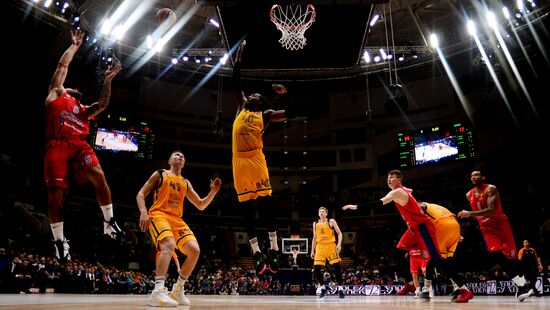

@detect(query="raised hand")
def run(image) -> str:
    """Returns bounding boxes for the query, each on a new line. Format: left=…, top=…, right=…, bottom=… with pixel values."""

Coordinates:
left=210, top=177, right=222, bottom=192
left=342, top=204, right=358, bottom=211
left=235, top=40, right=246, bottom=62
left=71, top=29, right=84, bottom=48
left=104, top=63, right=122, bottom=83
left=272, top=84, right=287, bottom=95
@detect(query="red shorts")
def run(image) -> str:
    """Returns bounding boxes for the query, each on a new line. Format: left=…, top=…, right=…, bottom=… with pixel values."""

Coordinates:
left=479, top=220, right=517, bottom=259
left=44, top=139, right=99, bottom=189
left=396, top=221, right=440, bottom=260
left=410, top=255, right=428, bottom=275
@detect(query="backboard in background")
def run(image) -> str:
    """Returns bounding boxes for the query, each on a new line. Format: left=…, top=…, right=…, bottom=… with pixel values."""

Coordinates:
left=282, top=238, right=309, bottom=255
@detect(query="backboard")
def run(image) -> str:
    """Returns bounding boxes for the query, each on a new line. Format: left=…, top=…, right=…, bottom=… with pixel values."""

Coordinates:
left=282, top=238, right=309, bottom=255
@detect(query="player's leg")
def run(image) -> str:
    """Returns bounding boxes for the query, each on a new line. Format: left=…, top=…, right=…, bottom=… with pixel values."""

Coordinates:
left=45, top=141, right=71, bottom=263
left=170, top=221, right=198, bottom=306
left=148, top=217, right=178, bottom=307
left=258, top=197, right=280, bottom=273
left=330, top=261, right=345, bottom=298
left=79, top=145, right=123, bottom=239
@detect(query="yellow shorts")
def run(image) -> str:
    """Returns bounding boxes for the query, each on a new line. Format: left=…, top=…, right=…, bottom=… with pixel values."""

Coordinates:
left=435, top=217, right=461, bottom=258
left=232, top=151, right=272, bottom=202
left=314, top=243, right=342, bottom=266
left=149, top=213, right=196, bottom=255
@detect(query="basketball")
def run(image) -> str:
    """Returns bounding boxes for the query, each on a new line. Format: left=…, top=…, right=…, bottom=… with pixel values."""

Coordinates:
left=156, top=8, right=176, bottom=27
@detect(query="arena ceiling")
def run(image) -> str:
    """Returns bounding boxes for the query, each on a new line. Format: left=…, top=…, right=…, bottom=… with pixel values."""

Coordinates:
left=13, top=0, right=550, bottom=83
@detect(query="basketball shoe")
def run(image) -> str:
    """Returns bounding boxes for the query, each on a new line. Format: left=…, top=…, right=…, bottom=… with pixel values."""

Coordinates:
left=267, top=249, right=279, bottom=273
left=54, top=239, right=71, bottom=263
left=319, top=285, right=328, bottom=298
left=338, top=288, right=345, bottom=299
left=518, top=288, right=534, bottom=302
left=169, top=283, right=190, bottom=306
left=104, top=217, right=124, bottom=239
left=455, top=288, right=474, bottom=303
left=418, top=288, right=430, bottom=302
left=253, top=251, right=267, bottom=275
left=147, top=287, right=178, bottom=307
left=396, top=282, right=416, bottom=295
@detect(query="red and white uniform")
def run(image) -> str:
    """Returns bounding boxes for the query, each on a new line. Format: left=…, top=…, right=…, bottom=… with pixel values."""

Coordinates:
left=44, top=91, right=99, bottom=188
left=467, top=184, right=516, bottom=259
left=394, top=187, right=441, bottom=259
left=409, top=248, right=428, bottom=275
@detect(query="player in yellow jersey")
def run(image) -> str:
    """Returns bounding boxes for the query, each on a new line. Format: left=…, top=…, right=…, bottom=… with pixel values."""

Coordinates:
left=419, top=202, right=471, bottom=303
left=136, top=150, right=221, bottom=307
left=232, top=41, right=290, bottom=275
left=311, top=206, right=345, bottom=298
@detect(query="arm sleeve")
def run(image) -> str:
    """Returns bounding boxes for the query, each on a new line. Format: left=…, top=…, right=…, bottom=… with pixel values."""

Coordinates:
left=357, top=199, right=383, bottom=208
left=232, top=61, right=243, bottom=91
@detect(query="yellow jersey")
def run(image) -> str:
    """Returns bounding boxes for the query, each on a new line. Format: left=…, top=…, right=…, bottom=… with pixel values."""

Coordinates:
left=149, top=169, right=188, bottom=218
left=315, top=220, right=336, bottom=245
left=232, top=108, right=264, bottom=155
left=424, top=203, right=455, bottom=223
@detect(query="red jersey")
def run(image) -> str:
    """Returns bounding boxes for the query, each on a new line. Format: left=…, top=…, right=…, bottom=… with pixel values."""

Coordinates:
left=45, top=90, right=90, bottom=139
left=467, top=184, right=508, bottom=226
left=394, top=186, right=430, bottom=228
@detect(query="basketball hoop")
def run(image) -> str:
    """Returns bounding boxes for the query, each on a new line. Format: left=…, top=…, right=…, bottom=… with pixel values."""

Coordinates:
left=270, top=4, right=316, bottom=51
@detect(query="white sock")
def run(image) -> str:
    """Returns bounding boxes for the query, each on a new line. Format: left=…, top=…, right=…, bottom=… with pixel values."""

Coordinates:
left=176, top=274, right=188, bottom=288
left=51, top=222, right=64, bottom=241
left=268, top=231, right=279, bottom=251
left=423, top=279, right=432, bottom=292
left=451, top=278, right=459, bottom=291
left=100, top=204, right=114, bottom=222
left=154, top=276, right=165, bottom=290
left=250, top=237, right=260, bottom=254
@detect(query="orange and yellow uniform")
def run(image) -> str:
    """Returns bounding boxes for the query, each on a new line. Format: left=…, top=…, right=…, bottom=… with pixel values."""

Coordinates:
left=313, top=220, right=341, bottom=266
left=232, top=108, right=272, bottom=202
left=148, top=169, right=196, bottom=255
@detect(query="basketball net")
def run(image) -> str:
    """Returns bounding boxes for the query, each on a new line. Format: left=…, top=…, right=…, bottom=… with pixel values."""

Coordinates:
left=291, top=248, right=299, bottom=265
left=270, top=4, right=316, bottom=51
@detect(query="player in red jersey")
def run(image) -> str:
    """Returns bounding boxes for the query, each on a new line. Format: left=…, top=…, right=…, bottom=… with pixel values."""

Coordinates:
left=342, top=170, right=440, bottom=301
left=44, top=30, right=122, bottom=263
left=458, top=170, right=531, bottom=302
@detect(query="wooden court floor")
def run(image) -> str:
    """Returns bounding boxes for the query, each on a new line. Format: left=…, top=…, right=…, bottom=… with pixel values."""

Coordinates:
left=0, top=294, right=548, bottom=309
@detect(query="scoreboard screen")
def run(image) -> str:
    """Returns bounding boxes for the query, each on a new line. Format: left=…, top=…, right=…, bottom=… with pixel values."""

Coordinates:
left=398, top=123, right=475, bottom=168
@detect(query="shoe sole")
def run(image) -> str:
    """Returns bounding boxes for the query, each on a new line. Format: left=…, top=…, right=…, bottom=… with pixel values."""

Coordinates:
left=257, top=263, right=267, bottom=275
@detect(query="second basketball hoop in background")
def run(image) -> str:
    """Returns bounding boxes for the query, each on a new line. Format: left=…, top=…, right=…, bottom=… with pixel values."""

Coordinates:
left=156, top=8, right=177, bottom=28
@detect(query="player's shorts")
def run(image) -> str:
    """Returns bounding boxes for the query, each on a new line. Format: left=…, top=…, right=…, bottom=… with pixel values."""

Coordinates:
left=435, top=217, right=461, bottom=258
left=232, top=150, right=272, bottom=202
left=415, top=221, right=441, bottom=260
left=410, top=255, right=428, bottom=275
left=149, top=212, right=197, bottom=255
left=479, top=219, right=517, bottom=259
left=44, top=138, right=99, bottom=189
left=314, top=243, right=342, bottom=266
left=397, top=229, right=417, bottom=251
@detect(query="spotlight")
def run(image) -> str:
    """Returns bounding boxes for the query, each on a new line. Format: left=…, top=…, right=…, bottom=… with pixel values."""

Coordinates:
left=374, top=55, right=381, bottom=62
left=71, top=11, right=81, bottom=30
left=412, top=51, right=418, bottom=59
left=398, top=54, right=405, bottom=61
left=171, top=57, right=178, bottom=64
left=369, top=14, right=380, bottom=26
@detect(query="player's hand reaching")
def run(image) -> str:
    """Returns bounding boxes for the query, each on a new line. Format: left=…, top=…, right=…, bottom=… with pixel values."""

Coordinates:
left=210, top=177, right=222, bottom=193
left=71, top=29, right=84, bottom=48
left=457, top=210, right=472, bottom=218
left=235, top=40, right=246, bottom=62
left=342, top=204, right=358, bottom=211
left=272, top=84, right=287, bottom=95
left=310, top=251, right=315, bottom=259
left=104, top=63, right=122, bottom=83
